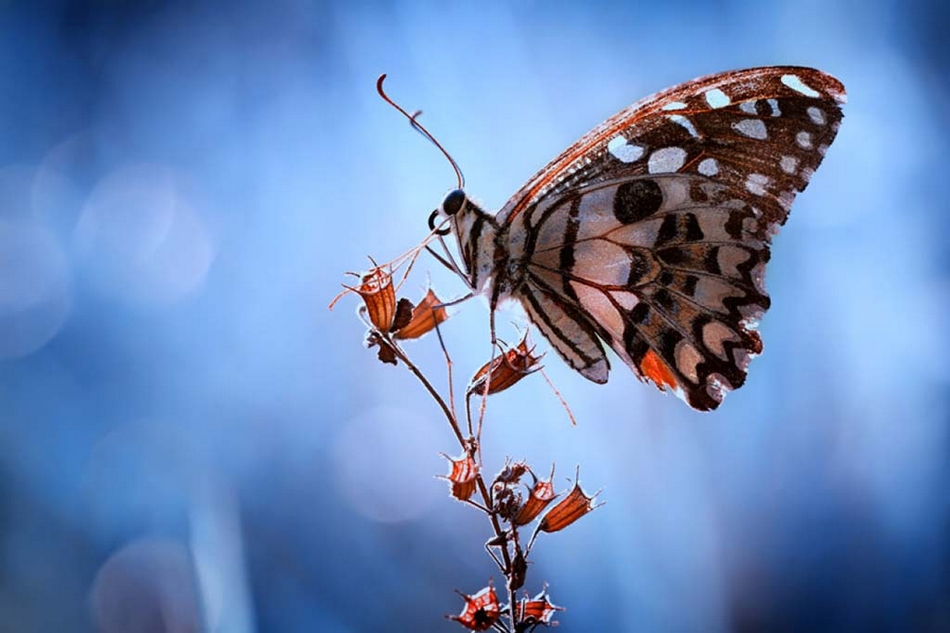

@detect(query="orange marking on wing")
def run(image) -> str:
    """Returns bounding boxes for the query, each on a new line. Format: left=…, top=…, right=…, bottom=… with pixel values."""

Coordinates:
left=639, top=349, right=677, bottom=390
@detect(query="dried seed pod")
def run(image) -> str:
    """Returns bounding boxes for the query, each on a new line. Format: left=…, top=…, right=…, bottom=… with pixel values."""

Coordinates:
left=538, top=470, right=603, bottom=533
left=515, top=586, right=565, bottom=626
left=356, top=266, right=396, bottom=332
left=393, top=288, right=449, bottom=339
left=438, top=452, right=479, bottom=501
left=514, top=465, right=558, bottom=526
left=447, top=583, right=500, bottom=631
left=467, top=336, right=542, bottom=397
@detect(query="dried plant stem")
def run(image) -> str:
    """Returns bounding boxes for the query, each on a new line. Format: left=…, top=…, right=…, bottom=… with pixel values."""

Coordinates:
left=385, top=335, right=520, bottom=627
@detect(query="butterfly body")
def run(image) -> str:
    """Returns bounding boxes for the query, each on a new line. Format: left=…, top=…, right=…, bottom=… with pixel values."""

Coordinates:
left=436, top=67, right=845, bottom=411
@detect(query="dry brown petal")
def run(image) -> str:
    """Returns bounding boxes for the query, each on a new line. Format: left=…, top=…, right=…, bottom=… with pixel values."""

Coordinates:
left=364, top=331, right=398, bottom=366
left=466, top=337, right=542, bottom=397
left=356, top=266, right=396, bottom=332
left=538, top=472, right=602, bottom=533
left=515, top=586, right=564, bottom=625
left=391, top=297, right=414, bottom=332
left=393, top=288, right=449, bottom=339
left=447, top=583, right=500, bottom=631
left=514, top=465, right=558, bottom=526
left=438, top=452, right=479, bottom=501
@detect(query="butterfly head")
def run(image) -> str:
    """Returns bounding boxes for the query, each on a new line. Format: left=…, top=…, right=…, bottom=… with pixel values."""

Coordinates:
left=439, top=188, right=467, bottom=218
left=429, top=188, right=498, bottom=293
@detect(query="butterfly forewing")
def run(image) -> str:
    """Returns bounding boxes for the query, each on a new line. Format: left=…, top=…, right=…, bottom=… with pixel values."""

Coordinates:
left=493, top=67, right=845, bottom=410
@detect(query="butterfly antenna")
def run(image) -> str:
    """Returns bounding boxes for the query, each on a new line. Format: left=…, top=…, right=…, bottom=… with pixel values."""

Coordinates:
left=377, top=74, right=465, bottom=190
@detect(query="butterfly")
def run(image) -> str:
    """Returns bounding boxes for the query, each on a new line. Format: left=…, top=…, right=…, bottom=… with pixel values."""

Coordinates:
left=422, top=67, right=845, bottom=411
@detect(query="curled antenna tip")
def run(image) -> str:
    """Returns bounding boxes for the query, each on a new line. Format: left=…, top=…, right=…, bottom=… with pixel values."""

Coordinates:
left=375, top=73, right=465, bottom=191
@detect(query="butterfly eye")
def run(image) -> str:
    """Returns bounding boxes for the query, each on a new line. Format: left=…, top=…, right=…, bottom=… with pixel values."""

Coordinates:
left=441, top=189, right=466, bottom=216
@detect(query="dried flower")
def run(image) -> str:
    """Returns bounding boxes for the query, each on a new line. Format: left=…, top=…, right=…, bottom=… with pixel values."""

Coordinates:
left=515, top=586, right=565, bottom=626
left=538, top=470, right=603, bottom=533
left=448, top=583, right=500, bottom=631
left=514, top=465, right=558, bottom=526
left=467, top=336, right=542, bottom=397
left=439, top=452, right=479, bottom=501
left=394, top=288, right=449, bottom=339
left=355, top=266, right=397, bottom=332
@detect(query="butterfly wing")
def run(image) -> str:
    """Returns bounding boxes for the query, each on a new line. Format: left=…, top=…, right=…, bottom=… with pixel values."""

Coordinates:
left=498, top=67, right=845, bottom=410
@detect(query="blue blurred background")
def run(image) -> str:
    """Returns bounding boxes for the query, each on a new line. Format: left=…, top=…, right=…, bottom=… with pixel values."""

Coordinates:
left=2, top=0, right=948, bottom=631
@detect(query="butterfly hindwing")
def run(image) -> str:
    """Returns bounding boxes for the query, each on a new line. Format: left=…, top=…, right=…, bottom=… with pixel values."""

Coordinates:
left=495, top=66, right=845, bottom=410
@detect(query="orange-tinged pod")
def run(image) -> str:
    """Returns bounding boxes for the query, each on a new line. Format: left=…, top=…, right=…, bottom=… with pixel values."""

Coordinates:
left=447, top=583, right=500, bottom=631
left=439, top=452, right=479, bottom=501
left=394, top=288, right=449, bottom=339
left=538, top=472, right=602, bottom=533
left=466, top=337, right=542, bottom=397
left=515, top=586, right=564, bottom=625
left=356, top=266, right=396, bottom=332
left=513, top=465, right=557, bottom=526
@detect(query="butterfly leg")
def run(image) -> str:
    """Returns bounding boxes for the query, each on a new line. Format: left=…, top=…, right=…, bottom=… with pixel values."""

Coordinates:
left=425, top=234, right=475, bottom=289
left=428, top=291, right=476, bottom=429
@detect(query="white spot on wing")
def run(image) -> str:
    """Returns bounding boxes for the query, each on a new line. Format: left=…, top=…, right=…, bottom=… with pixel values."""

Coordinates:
left=662, top=101, right=688, bottom=111
left=781, top=74, right=821, bottom=97
left=610, top=290, right=640, bottom=311
left=704, top=89, right=729, bottom=108
left=697, top=157, right=719, bottom=176
left=608, top=136, right=645, bottom=163
left=780, top=155, right=799, bottom=174
left=739, top=101, right=757, bottom=115
left=669, top=114, right=699, bottom=138
left=807, top=106, right=826, bottom=125
left=745, top=173, right=769, bottom=196
left=648, top=147, right=687, bottom=174
left=767, top=99, right=781, bottom=117
left=732, top=118, right=768, bottom=140
left=796, top=130, right=813, bottom=149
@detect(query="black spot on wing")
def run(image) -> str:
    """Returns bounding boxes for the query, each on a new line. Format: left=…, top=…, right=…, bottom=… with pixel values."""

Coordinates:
left=656, top=214, right=677, bottom=246
left=614, top=180, right=663, bottom=224
left=684, top=213, right=704, bottom=241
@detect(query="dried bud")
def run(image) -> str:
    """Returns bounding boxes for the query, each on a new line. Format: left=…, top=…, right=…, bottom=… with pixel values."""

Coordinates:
left=448, top=583, right=500, bottom=631
left=438, top=452, right=479, bottom=501
left=514, top=465, right=558, bottom=526
left=394, top=288, right=449, bottom=339
left=538, top=470, right=602, bottom=533
left=492, top=479, right=522, bottom=522
left=467, top=336, right=542, bottom=397
left=494, top=459, right=528, bottom=485
left=356, top=266, right=396, bottom=332
left=509, top=546, right=527, bottom=592
left=515, top=586, right=565, bottom=626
